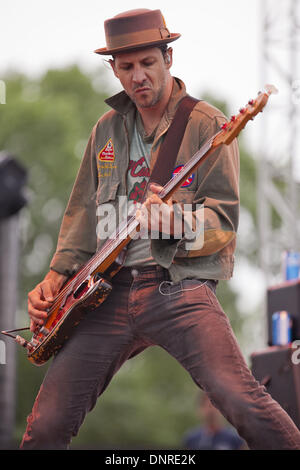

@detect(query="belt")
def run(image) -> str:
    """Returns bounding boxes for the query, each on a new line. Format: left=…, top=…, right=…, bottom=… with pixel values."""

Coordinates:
left=112, top=265, right=218, bottom=290
left=113, top=264, right=170, bottom=282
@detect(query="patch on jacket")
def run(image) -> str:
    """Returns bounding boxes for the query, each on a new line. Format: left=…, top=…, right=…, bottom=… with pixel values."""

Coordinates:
left=173, top=165, right=195, bottom=187
left=98, top=138, right=115, bottom=162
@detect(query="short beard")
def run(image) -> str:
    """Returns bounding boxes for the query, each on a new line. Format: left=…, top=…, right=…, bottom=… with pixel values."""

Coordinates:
left=131, top=77, right=167, bottom=109
left=138, top=87, right=164, bottom=108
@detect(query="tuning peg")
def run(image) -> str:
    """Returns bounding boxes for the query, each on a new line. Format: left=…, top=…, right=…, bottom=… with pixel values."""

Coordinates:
left=239, top=107, right=246, bottom=114
left=230, top=115, right=236, bottom=122
left=221, top=122, right=229, bottom=130
left=248, top=99, right=255, bottom=106
left=264, top=84, right=279, bottom=96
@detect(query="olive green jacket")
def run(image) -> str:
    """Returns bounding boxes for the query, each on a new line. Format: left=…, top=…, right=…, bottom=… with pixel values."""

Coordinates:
left=50, top=78, right=240, bottom=282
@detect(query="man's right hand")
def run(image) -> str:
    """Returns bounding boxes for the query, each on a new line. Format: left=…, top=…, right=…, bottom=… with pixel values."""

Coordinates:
left=28, top=270, right=67, bottom=332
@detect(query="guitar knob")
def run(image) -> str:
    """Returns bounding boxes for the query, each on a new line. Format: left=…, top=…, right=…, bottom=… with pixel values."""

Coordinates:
left=39, top=326, right=50, bottom=336
left=239, top=108, right=246, bottom=114
left=221, top=122, right=228, bottom=130
left=230, top=115, right=236, bottom=122
left=248, top=99, right=255, bottom=105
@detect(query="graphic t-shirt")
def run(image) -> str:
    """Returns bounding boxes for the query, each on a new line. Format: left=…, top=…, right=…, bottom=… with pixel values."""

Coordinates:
left=124, top=116, right=156, bottom=266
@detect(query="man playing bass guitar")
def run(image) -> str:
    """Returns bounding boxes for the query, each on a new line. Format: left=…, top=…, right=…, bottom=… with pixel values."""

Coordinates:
left=21, top=9, right=300, bottom=450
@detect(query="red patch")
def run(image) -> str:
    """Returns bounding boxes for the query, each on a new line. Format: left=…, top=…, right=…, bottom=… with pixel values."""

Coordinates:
left=98, top=139, right=115, bottom=162
left=172, top=165, right=195, bottom=187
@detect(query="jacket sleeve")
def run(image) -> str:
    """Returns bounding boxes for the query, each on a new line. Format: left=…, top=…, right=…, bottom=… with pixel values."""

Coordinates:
left=49, top=126, right=98, bottom=277
left=151, top=111, right=240, bottom=267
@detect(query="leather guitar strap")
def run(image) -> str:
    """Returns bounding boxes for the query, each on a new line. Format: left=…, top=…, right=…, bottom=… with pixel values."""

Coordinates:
left=147, top=94, right=200, bottom=188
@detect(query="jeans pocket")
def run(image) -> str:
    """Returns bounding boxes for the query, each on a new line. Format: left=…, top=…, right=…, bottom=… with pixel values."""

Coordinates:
left=159, top=278, right=208, bottom=299
left=158, top=280, right=184, bottom=298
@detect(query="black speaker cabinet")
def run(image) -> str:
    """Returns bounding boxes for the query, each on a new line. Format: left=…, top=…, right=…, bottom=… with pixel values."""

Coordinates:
left=251, top=345, right=300, bottom=429
left=267, top=280, right=300, bottom=346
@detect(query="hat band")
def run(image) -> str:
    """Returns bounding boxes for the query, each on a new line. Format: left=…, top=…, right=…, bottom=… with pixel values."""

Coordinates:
left=107, top=27, right=171, bottom=50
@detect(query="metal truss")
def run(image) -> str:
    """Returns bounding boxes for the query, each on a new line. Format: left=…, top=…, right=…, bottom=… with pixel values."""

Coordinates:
left=258, top=0, right=300, bottom=284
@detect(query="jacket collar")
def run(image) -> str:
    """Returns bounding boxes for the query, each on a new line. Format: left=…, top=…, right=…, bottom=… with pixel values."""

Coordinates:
left=105, top=77, right=187, bottom=119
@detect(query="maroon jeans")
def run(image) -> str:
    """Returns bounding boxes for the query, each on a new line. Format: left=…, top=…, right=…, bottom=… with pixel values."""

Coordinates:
left=20, top=265, right=300, bottom=449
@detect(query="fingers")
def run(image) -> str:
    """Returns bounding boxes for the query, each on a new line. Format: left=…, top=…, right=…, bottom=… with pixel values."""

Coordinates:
left=28, top=302, right=48, bottom=323
left=144, top=192, right=162, bottom=208
left=28, top=289, right=52, bottom=311
left=28, top=302, right=48, bottom=329
left=30, top=318, right=42, bottom=333
left=135, top=206, right=150, bottom=234
left=28, top=280, right=56, bottom=328
left=39, top=280, right=55, bottom=302
left=149, top=183, right=163, bottom=195
left=135, top=184, right=176, bottom=235
left=136, top=200, right=170, bottom=234
left=147, top=184, right=173, bottom=208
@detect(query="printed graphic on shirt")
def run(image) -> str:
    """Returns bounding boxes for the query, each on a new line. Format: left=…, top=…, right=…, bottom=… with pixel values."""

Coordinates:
left=128, top=157, right=150, bottom=179
left=172, top=165, right=195, bottom=187
left=98, top=138, right=115, bottom=162
left=129, top=179, right=148, bottom=203
left=128, top=156, right=150, bottom=203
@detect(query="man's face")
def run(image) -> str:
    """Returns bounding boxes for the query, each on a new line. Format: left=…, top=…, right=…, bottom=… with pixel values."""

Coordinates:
left=110, top=47, right=172, bottom=109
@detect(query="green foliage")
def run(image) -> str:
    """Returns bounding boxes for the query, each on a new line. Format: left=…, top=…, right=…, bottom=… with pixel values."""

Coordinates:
left=0, top=66, right=110, bottom=298
left=0, top=68, right=259, bottom=448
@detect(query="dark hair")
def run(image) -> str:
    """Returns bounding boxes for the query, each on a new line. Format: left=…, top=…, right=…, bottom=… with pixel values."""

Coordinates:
left=157, top=44, right=169, bottom=57
left=111, top=44, right=170, bottom=61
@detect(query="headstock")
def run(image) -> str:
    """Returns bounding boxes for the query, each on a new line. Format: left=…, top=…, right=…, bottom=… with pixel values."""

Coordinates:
left=212, top=84, right=278, bottom=147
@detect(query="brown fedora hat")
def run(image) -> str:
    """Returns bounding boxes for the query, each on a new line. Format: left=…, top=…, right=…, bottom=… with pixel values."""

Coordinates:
left=94, top=9, right=180, bottom=56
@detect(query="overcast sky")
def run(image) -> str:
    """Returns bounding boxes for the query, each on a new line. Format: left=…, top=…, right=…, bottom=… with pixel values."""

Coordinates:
left=0, top=0, right=262, bottom=112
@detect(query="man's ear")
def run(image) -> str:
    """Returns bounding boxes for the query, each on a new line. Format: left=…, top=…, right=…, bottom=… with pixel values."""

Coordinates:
left=165, top=47, right=173, bottom=69
left=109, top=59, right=119, bottom=78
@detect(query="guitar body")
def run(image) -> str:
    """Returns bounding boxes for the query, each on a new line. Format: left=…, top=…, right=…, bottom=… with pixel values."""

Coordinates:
left=27, top=274, right=112, bottom=365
